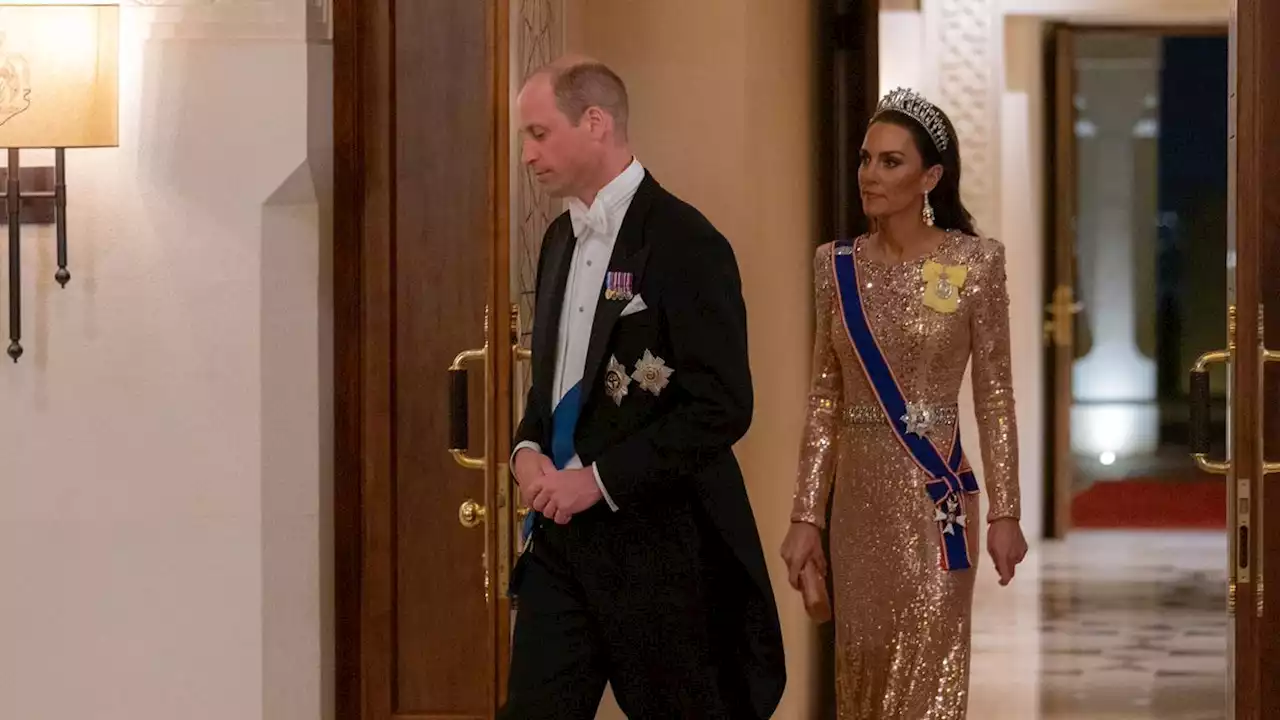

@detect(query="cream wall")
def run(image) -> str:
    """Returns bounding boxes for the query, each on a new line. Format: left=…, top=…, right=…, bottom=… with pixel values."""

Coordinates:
left=564, top=1, right=820, bottom=717
left=0, top=3, right=333, bottom=719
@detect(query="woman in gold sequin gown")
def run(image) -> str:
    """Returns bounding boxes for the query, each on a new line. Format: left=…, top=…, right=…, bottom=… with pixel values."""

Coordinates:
left=781, top=88, right=1028, bottom=720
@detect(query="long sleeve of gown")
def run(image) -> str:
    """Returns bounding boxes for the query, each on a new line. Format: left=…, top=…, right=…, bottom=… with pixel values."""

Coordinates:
left=791, top=245, right=842, bottom=528
left=969, top=240, right=1021, bottom=522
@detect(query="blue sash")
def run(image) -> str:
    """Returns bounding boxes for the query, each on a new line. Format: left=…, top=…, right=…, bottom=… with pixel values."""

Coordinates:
left=520, top=381, right=583, bottom=546
left=831, top=240, right=980, bottom=571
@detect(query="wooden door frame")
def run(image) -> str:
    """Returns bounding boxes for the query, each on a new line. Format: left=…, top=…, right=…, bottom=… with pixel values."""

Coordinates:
left=1232, top=0, right=1280, bottom=714
left=821, top=0, right=880, bottom=244
left=332, top=0, right=514, bottom=717
left=1044, top=23, right=1076, bottom=540
left=1043, top=22, right=1228, bottom=540
left=816, top=2, right=878, bottom=717
left=332, top=0, right=392, bottom=713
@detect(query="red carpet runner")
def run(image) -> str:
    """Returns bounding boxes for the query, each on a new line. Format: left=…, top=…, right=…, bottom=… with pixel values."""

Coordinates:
left=1071, top=478, right=1227, bottom=529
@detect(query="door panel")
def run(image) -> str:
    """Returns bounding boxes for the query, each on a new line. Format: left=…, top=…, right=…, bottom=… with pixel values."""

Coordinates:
left=393, top=0, right=493, bottom=714
left=336, top=0, right=513, bottom=718
left=1230, top=0, right=1280, bottom=715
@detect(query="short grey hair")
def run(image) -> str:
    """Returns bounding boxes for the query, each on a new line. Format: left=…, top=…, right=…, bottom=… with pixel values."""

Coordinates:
left=538, top=61, right=630, bottom=139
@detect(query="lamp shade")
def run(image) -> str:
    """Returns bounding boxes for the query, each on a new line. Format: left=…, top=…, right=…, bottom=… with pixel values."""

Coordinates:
left=0, top=1, right=118, bottom=148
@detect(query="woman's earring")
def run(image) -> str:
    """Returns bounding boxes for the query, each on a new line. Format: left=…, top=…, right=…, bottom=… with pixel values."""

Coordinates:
left=922, top=192, right=935, bottom=227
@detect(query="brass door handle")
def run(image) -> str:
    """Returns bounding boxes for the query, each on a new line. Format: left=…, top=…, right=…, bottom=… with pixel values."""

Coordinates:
left=458, top=498, right=486, bottom=528
left=448, top=306, right=492, bottom=471
left=510, top=304, right=532, bottom=363
left=507, top=304, right=535, bottom=572
left=448, top=345, right=489, bottom=470
left=1043, top=285, right=1083, bottom=347
left=1190, top=349, right=1231, bottom=475
left=1189, top=307, right=1236, bottom=475
left=1264, top=346, right=1280, bottom=475
left=1252, top=309, right=1278, bottom=616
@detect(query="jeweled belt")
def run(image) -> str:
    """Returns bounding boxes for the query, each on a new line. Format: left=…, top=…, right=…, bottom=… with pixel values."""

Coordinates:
left=843, top=402, right=959, bottom=432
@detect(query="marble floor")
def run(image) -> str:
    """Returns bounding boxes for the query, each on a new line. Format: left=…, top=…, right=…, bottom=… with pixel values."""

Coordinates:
left=968, top=530, right=1229, bottom=720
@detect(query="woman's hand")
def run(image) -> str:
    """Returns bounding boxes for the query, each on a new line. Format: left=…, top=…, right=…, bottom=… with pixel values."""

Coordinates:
left=987, top=518, right=1027, bottom=586
left=781, top=521, right=827, bottom=589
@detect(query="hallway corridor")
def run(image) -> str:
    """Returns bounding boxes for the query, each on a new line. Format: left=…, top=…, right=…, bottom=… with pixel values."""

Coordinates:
left=969, top=531, right=1227, bottom=719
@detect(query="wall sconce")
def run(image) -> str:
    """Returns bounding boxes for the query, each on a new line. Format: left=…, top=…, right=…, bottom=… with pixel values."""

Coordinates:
left=0, top=0, right=119, bottom=362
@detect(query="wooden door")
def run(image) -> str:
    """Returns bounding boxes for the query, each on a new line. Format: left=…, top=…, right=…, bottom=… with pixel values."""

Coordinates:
left=1047, top=12, right=1280, bottom=714
left=1045, top=25, right=1079, bottom=539
left=821, top=0, right=880, bottom=242
left=1046, top=25, right=1227, bottom=538
left=334, top=1, right=515, bottom=718
left=1217, top=0, right=1280, bottom=714
left=816, top=3, right=879, bottom=716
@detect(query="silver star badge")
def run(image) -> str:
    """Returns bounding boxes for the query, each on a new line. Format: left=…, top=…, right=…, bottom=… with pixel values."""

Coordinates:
left=934, top=494, right=968, bottom=536
left=631, top=350, right=674, bottom=396
left=604, top=355, right=631, bottom=405
left=901, top=402, right=936, bottom=437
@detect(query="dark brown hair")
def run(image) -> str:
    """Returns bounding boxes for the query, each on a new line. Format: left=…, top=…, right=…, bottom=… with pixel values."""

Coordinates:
left=871, top=109, right=977, bottom=236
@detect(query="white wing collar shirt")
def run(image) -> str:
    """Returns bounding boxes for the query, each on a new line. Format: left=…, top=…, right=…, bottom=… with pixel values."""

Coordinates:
left=514, top=157, right=645, bottom=512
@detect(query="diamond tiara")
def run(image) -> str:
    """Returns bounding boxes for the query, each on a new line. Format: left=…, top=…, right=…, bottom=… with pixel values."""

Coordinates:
left=874, top=87, right=950, bottom=153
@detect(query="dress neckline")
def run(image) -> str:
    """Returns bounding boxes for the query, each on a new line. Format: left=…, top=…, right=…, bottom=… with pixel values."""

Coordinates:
left=855, top=230, right=960, bottom=268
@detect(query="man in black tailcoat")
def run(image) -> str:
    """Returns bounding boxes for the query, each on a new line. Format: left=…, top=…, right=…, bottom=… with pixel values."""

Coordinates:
left=501, top=57, right=786, bottom=719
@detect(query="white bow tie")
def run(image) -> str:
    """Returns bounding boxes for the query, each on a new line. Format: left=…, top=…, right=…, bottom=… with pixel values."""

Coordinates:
left=570, top=200, right=608, bottom=238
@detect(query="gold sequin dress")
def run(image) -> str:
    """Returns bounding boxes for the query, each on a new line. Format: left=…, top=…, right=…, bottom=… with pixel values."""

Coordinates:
left=791, top=233, right=1021, bottom=719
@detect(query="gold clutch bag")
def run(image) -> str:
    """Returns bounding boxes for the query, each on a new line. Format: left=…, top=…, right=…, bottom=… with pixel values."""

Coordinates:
left=800, top=563, right=832, bottom=623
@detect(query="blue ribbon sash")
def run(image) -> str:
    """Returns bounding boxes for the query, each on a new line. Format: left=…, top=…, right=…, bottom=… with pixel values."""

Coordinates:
left=520, top=381, right=584, bottom=549
left=831, top=241, right=980, bottom=571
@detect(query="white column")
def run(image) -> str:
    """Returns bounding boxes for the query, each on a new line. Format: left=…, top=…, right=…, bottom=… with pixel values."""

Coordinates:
left=925, top=4, right=1042, bottom=709
left=1070, top=35, right=1162, bottom=460
left=923, top=0, right=1003, bottom=237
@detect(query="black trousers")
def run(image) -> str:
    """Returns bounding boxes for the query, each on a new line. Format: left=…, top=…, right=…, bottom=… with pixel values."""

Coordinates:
left=499, top=502, right=742, bottom=720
